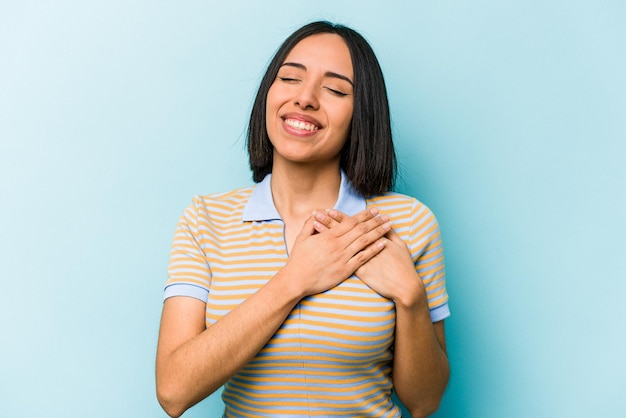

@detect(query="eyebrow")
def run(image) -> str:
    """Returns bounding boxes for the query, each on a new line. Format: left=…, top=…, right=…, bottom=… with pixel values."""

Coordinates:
left=280, top=62, right=354, bottom=86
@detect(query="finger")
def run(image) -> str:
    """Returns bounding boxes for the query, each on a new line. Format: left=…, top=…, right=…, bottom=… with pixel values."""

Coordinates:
left=312, top=218, right=329, bottom=234
left=344, top=217, right=391, bottom=254
left=325, top=208, right=345, bottom=222
left=313, top=221, right=326, bottom=233
left=348, top=237, right=387, bottom=270
left=312, top=209, right=334, bottom=230
left=385, top=225, right=399, bottom=240
left=297, top=215, right=318, bottom=239
left=326, top=208, right=382, bottom=238
left=385, top=227, right=408, bottom=247
left=327, top=207, right=379, bottom=224
left=312, top=209, right=340, bottom=230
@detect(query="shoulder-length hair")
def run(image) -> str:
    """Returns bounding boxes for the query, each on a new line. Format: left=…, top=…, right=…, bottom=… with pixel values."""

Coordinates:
left=247, top=21, right=396, bottom=196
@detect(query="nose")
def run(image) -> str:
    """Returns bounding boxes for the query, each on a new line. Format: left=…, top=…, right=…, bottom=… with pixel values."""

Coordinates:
left=294, top=81, right=319, bottom=110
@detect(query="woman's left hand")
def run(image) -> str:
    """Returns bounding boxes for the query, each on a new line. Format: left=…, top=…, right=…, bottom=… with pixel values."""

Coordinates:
left=314, top=208, right=450, bottom=417
left=313, top=209, right=426, bottom=307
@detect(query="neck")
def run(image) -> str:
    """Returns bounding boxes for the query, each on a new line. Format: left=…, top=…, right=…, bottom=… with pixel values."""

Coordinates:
left=270, top=162, right=342, bottom=220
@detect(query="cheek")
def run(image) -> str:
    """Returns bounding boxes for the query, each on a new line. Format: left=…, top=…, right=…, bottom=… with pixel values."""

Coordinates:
left=337, top=105, right=354, bottom=132
left=266, top=81, right=289, bottom=106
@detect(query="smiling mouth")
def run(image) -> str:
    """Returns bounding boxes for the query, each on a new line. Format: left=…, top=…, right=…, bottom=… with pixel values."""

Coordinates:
left=284, top=118, right=320, bottom=132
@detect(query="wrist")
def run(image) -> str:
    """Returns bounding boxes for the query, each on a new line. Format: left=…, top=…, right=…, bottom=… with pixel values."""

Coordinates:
left=272, top=264, right=307, bottom=303
left=393, top=274, right=428, bottom=311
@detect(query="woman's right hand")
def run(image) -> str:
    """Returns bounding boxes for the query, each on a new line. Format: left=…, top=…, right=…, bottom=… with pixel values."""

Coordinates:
left=283, top=207, right=391, bottom=297
left=157, top=208, right=389, bottom=417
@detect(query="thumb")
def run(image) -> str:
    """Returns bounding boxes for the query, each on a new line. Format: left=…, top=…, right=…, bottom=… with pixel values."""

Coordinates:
left=296, top=215, right=317, bottom=240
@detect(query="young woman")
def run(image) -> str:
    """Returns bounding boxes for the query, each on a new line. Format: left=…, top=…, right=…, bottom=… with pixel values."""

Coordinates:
left=156, top=21, right=450, bottom=418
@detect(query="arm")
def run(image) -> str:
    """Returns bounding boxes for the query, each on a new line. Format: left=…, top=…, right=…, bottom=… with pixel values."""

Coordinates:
left=355, top=228, right=449, bottom=417
left=316, top=209, right=449, bottom=417
left=156, top=209, right=391, bottom=417
left=392, top=284, right=449, bottom=417
left=156, top=268, right=303, bottom=418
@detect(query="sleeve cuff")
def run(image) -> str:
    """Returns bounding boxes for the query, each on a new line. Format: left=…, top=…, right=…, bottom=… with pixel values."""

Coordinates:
left=430, top=303, right=450, bottom=322
left=164, top=283, right=209, bottom=302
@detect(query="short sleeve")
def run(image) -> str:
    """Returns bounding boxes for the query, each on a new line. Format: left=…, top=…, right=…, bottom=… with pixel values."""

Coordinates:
left=164, top=196, right=212, bottom=302
left=408, top=200, right=450, bottom=322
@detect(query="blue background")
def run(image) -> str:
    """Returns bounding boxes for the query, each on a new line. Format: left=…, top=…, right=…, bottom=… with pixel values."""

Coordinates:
left=1, top=1, right=624, bottom=417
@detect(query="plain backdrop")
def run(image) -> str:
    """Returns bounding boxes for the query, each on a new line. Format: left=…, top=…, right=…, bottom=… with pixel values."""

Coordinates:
left=1, top=1, right=625, bottom=417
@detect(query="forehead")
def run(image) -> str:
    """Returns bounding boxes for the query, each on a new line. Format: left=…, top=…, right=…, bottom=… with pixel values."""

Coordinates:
left=283, top=33, right=353, bottom=78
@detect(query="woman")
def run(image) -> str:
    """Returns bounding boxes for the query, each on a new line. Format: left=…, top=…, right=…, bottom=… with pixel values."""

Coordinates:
left=156, top=21, right=450, bottom=418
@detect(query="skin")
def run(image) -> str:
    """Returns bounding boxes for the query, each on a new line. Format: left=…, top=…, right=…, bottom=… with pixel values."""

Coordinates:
left=156, top=33, right=449, bottom=418
left=266, top=33, right=354, bottom=170
left=264, top=33, right=356, bottom=249
left=313, top=209, right=450, bottom=417
left=156, top=209, right=390, bottom=417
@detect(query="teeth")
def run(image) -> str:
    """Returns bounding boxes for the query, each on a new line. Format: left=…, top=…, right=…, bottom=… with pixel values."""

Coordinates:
left=285, top=118, right=319, bottom=131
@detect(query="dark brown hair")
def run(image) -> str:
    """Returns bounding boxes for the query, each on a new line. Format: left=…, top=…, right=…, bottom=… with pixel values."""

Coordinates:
left=247, top=21, right=396, bottom=196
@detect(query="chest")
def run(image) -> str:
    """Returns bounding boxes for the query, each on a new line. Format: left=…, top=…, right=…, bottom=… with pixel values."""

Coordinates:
left=201, top=220, right=396, bottom=355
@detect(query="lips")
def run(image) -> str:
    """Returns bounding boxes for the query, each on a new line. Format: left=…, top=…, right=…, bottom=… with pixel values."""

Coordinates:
left=281, top=113, right=322, bottom=133
left=284, top=118, right=319, bottom=131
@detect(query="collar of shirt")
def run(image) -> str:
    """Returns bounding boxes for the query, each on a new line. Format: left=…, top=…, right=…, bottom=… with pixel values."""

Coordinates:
left=242, top=171, right=367, bottom=222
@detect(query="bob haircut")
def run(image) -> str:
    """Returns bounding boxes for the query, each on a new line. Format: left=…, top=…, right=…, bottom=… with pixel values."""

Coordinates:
left=247, top=21, right=396, bottom=196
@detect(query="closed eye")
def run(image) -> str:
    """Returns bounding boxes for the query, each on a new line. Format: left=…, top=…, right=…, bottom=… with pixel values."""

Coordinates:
left=278, top=76, right=300, bottom=83
left=325, top=87, right=349, bottom=97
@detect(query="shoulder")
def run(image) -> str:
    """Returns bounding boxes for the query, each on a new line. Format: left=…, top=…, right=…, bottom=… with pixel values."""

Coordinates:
left=190, top=186, right=255, bottom=212
left=178, top=186, right=255, bottom=227
left=367, top=192, right=441, bottom=247
left=366, top=192, right=436, bottom=220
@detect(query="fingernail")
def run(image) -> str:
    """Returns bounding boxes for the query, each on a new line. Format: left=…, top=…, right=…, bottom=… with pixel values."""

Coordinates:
left=380, top=215, right=389, bottom=222
left=327, top=209, right=338, bottom=218
left=382, top=222, right=391, bottom=231
left=369, top=207, right=379, bottom=216
left=314, top=211, right=325, bottom=221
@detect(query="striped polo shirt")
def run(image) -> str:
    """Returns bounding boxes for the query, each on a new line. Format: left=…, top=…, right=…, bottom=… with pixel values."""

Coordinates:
left=165, top=172, right=449, bottom=417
